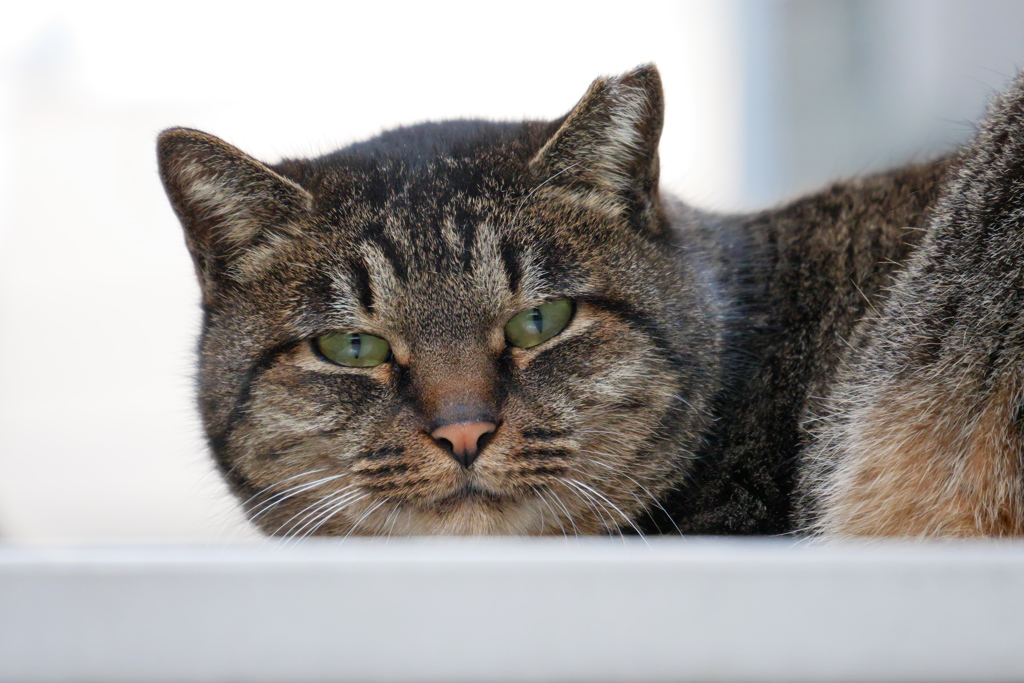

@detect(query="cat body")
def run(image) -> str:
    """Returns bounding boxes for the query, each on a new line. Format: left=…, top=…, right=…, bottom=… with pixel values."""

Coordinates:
left=796, top=83, right=1024, bottom=536
left=158, top=65, right=1024, bottom=537
left=653, top=158, right=950, bottom=534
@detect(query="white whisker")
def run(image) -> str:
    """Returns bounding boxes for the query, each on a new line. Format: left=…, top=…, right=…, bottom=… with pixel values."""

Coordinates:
left=544, top=487, right=580, bottom=539
left=382, top=502, right=405, bottom=543
left=566, top=478, right=649, bottom=545
left=239, top=467, right=329, bottom=509
left=249, top=474, right=347, bottom=522
left=299, top=492, right=371, bottom=539
left=343, top=499, right=390, bottom=540
left=535, top=488, right=568, bottom=540
left=273, top=485, right=357, bottom=539
left=561, top=479, right=620, bottom=539
left=577, top=448, right=682, bottom=535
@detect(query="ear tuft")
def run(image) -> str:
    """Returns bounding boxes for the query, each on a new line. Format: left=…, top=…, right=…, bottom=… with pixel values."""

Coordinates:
left=531, top=64, right=664, bottom=220
left=157, top=128, right=312, bottom=289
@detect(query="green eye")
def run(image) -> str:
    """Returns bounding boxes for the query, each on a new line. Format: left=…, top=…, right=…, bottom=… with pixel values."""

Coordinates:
left=504, top=298, right=574, bottom=349
left=316, top=332, right=391, bottom=367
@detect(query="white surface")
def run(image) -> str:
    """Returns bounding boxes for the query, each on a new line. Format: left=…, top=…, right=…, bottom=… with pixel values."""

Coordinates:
left=2, top=538, right=1024, bottom=682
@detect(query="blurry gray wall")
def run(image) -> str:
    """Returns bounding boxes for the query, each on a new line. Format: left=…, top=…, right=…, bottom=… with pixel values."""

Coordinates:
left=737, top=0, right=1024, bottom=207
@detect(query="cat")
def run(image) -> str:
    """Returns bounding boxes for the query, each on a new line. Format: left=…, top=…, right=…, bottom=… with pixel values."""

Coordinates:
left=158, top=64, right=1023, bottom=538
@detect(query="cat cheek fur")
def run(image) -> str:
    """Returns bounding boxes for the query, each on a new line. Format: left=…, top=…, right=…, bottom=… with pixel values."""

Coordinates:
left=238, top=300, right=686, bottom=537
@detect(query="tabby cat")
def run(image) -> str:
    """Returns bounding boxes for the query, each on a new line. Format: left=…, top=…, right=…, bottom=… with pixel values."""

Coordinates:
left=158, top=65, right=1024, bottom=538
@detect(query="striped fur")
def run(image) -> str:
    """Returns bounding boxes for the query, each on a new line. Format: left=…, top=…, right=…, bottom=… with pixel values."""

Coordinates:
left=797, top=73, right=1024, bottom=537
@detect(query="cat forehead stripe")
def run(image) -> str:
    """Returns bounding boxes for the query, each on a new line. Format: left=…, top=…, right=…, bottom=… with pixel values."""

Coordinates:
left=346, top=257, right=375, bottom=313
left=358, top=242, right=402, bottom=309
left=358, top=227, right=409, bottom=282
left=499, top=234, right=523, bottom=294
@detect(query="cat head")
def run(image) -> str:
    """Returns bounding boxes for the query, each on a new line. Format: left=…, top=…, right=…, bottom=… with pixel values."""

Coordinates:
left=158, top=65, right=724, bottom=536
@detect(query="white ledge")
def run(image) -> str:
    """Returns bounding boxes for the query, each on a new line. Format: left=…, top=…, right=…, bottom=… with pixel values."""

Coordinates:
left=2, top=538, right=1023, bottom=682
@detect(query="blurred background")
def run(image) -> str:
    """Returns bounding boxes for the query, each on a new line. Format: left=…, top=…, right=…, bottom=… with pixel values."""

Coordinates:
left=2, top=0, right=1024, bottom=541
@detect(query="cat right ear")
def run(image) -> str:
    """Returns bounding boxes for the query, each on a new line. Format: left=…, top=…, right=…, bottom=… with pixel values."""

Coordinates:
left=157, top=128, right=313, bottom=294
left=531, top=64, right=665, bottom=230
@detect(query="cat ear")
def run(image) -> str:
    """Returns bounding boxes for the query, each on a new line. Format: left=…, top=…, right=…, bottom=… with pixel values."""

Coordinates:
left=157, top=128, right=313, bottom=292
left=531, top=64, right=664, bottom=225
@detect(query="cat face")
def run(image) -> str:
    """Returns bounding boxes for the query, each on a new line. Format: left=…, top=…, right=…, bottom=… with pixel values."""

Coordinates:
left=159, top=65, right=725, bottom=536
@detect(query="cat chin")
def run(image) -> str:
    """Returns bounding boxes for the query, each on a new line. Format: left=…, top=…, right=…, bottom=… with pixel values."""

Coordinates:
left=345, top=493, right=575, bottom=537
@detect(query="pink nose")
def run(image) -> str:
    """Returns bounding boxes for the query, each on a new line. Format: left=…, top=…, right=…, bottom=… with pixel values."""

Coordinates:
left=431, top=421, right=497, bottom=468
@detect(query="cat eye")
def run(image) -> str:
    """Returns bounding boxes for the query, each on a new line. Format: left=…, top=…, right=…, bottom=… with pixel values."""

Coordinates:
left=504, top=298, right=574, bottom=349
left=315, top=332, right=391, bottom=367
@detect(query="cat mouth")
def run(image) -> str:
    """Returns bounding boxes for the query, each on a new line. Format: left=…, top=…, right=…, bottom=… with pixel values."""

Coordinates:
left=432, top=482, right=508, bottom=508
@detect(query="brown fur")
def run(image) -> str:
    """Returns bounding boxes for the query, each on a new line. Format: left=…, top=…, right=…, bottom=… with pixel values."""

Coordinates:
left=798, top=71, right=1024, bottom=537
left=818, top=374, right=1024, bottom=536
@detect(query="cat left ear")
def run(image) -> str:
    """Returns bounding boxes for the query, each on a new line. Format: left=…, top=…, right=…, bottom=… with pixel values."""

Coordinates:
left=157, top=128, right=313, bottom=292
left=531, top=64, right=664, bottom=227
